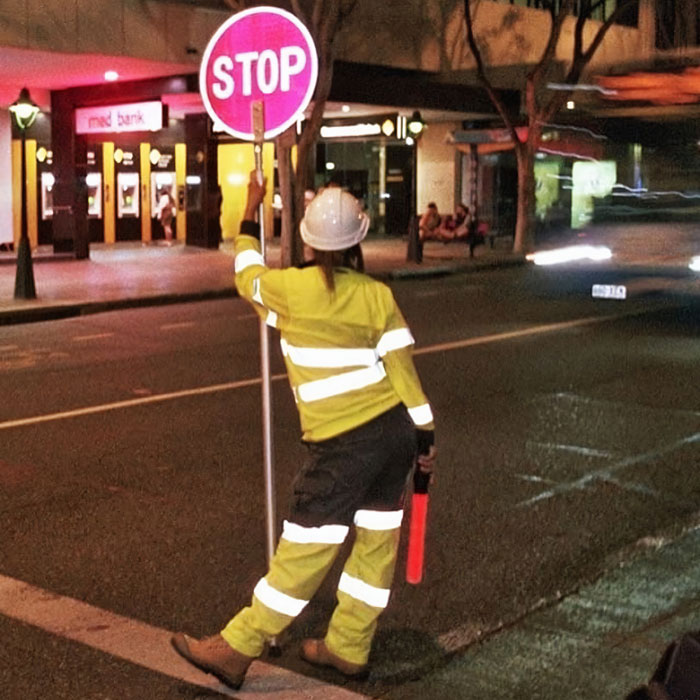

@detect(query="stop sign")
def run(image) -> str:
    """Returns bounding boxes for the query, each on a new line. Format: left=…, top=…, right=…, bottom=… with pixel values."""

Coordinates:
left=200, top=6, right=318, bottom=141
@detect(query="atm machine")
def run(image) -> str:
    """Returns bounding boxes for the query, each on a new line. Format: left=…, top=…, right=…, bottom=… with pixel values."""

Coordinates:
left=38, top=150, right=54, bottom=245
left=116, top=171, right=140, bottom=239
left=86, top=172, right=103, bottom=242
left=151, top=171, right=176, bottom=240
left=40, top=172, right=54, bottom=221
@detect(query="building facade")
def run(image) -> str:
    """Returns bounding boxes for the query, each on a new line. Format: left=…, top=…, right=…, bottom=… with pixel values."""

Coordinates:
left=0, top=0, right=661, bottom=254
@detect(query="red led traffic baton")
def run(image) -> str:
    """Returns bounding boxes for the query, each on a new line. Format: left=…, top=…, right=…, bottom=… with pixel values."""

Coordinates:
left=406, top=468, right=431, bottom=584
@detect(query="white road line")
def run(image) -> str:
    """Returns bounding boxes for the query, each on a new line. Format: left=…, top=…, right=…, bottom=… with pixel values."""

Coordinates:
left=160, top=321, right=196, bottom=331
left=0, top=345, right=19, bottom=351
left=0, top=313, right=630, bottom=432
left=414, top=314, right=620, bottom=356
left=518, top=432, right=700, bottom=507
left=0, top=573, right=367, bottom=700
left=531, top=442, right=614, bottom=458
left=0, top=374, right=287, bottom=431
left=72, top=333, right=115, bottom=342
left=515, top=474, right=557, bottom=484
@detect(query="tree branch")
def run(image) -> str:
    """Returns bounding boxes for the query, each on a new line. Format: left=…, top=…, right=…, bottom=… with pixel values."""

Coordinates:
left=530, top=0, right=574, bottom=85
left=339, top=0, right=358, bottom=22
left=463, top=0, right=521, bottom=146
left=540, top=0, right=636, bottom=123
left=290, top=0, right=307, bottom=27
left=572, top=0, right=587, bottom=66
left=580, top=0, right=638, bottom=64
left=221, top=0, right=247, bottom=12
left=312, top=0, right=324, bottom=37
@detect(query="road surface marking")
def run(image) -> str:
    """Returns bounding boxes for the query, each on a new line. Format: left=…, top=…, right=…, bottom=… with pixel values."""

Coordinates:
left=72, top=333, right=115, bottom=342
left=160, top=321, right=196, bottom=331
left=530, top=442, right=614, bottom=458
left=414, top=314, right=620, bottom=356
left=0, top=573, right=367, bottom=700
left=518, top=431, right=700, bottom=507
left=515, top=474, right=557, bottom=484
left=0, top=348, right=69, bottom=371
left=0, top=374, right=286, bottom=431
left=0, top=313, right=632, bottom=431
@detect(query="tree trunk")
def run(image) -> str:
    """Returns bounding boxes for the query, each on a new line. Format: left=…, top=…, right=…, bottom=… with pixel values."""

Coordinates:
left=276, top=129, right=296, bottom=268
left=291, top=131, right=314, bottom=265
left=513, top=143, right=536, bottom=254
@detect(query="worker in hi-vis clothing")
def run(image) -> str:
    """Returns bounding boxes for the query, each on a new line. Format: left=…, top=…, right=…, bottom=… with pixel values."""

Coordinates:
left=172, top=172, right=437, bottom=690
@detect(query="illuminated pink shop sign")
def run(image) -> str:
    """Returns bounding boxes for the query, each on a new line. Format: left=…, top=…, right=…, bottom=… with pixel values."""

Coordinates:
left=75, top=101, right=164, bottom=135
left=200, top=6, right=318, bottom=140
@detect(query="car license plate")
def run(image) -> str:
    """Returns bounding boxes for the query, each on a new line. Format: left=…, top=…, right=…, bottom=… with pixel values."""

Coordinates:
left=592, top=284, right=627, bottom=299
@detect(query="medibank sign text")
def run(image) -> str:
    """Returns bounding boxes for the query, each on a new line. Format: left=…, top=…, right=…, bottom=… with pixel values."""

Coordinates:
left=75, top=101, right=164, bottom=135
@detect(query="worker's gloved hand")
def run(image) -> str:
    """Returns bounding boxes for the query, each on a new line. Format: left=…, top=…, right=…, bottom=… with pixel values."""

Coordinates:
left=243, top=170, right=267, bottom=221
left=415, top=429, right=436, bottom=486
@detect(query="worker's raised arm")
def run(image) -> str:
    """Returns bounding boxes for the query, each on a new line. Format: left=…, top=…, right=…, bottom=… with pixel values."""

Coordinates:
left=232, top=171, right=288, bottom=325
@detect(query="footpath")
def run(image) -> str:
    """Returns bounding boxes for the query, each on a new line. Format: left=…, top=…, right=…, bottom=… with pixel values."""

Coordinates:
left=0, top=237, right=521, bottom=326
left=1, top=236, right=699, bottom=699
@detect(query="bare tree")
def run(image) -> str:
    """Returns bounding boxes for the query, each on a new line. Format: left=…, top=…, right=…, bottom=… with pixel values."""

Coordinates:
left=463, top=0, right=635, bottom=253
left=278, top=0, right=358, bottom=267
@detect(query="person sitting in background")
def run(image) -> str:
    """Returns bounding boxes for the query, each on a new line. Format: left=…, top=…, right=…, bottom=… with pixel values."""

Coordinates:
left=418, top=202, right=441, bottom=242
left=443, top=203, right=471, bottom=242
left=425, top=203, right=471, bottom=243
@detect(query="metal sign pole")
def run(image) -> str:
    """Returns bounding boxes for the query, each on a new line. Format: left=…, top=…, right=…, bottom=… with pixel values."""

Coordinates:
left=251, top=101, right=278, bottom=588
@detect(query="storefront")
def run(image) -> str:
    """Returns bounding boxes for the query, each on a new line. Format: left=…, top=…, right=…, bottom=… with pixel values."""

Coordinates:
left=314, top=114, right=414, bottom=237
left=7, top=63, right=505, bottom=256
left=450, top=125, right=608, bottom=243
left=9, top=97, right=195, bottom=252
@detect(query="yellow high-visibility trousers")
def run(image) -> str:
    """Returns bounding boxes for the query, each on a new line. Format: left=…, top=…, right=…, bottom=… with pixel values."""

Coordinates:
left=220, top=522, right=401, bottom=665
left=326, top=525, right=401, bottom=665
left=221, top=535, right=342, bottom=658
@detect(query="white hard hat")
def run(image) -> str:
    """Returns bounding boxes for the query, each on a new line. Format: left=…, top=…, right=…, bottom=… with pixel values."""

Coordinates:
left=300, top=187, right=370, bottom=251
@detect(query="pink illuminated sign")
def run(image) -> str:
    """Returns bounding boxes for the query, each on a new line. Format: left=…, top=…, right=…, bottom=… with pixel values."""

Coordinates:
left=199, top=6, right=318, bottom=141
left=75, top=101, right=164, bottom=135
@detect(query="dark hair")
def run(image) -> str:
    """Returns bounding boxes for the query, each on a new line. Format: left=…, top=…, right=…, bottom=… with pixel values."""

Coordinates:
left=314, top=244, right=365, bottom=291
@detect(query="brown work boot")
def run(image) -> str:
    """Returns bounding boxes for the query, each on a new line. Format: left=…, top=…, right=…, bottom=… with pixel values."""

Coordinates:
left=171, top=632, right=254, bottom=690
left=300, top=638, right=367, bottom=678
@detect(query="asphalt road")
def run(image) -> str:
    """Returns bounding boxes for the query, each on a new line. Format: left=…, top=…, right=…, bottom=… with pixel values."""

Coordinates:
left=0, top=265, right=698, bottom=699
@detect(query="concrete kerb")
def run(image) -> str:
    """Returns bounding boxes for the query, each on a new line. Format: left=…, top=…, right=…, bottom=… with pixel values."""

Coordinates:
left=0, top=251, right=525, bottom=327
left=0, top=288, right=237, bottom=326
left=385, top=255, right=526, bottom=281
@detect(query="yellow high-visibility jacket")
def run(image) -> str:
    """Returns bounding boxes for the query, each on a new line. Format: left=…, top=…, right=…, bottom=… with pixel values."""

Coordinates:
left=234, top=223, right=434, bottom=442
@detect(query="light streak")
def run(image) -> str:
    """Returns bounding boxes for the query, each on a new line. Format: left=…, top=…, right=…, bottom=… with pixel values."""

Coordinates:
left=611, top=188, right=700, bottom=200
left=537, top=147, right=599, bottom=161
left=526, top=245, right=612, bottom=266
left=612, top=183, right=648, bottom=193
left=542, top=123, right=609, bottom=140
left=547, top=82, right=618, bottom=96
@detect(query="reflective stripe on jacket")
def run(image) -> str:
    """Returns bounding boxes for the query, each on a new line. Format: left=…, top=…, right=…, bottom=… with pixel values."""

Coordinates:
left=234, top=227, right=434, bottom=442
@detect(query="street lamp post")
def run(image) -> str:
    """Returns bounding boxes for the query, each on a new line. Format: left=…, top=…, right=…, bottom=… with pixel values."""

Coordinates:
left=10, top=87, right=40, bottom=299
left=406, top=110, right=425, bottom=263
